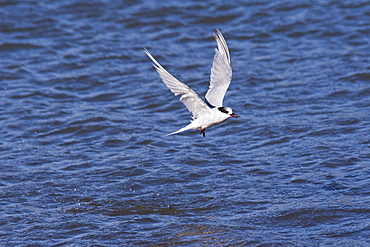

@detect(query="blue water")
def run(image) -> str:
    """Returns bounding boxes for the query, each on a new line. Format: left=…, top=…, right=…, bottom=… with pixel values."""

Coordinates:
left=1, top=0, right=370, bottom=246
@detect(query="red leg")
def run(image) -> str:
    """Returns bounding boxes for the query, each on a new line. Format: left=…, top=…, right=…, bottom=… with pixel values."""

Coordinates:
left=200, top=129, right=205, bottom=137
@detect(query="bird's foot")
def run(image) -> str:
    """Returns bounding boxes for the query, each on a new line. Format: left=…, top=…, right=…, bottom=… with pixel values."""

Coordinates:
left=200, top=129, right=205, bottom=137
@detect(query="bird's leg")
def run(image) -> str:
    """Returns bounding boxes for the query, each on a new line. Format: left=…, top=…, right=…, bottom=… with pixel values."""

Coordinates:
left=200, top=129, right=206, bottom=137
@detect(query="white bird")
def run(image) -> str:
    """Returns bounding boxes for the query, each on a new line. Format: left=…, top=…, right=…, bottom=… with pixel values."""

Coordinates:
left=144, top=29, right=239, bottom=137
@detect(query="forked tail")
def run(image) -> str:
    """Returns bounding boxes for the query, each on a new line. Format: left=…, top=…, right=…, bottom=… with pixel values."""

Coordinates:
left=166, top=123, right=194, bottom=136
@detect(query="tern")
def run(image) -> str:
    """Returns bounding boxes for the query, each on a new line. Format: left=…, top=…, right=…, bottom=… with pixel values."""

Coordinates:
left=144, top=29, right=239, bottom=137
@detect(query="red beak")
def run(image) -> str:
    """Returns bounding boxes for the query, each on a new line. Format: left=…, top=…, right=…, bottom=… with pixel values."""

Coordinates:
left=230, top=113, right=239, bottom=118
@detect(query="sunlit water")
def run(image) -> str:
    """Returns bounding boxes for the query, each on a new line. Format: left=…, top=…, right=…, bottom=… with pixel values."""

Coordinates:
left=1, top=0, right=370, bottom=246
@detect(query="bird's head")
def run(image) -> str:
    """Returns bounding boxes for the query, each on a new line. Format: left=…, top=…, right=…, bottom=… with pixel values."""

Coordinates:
left=218, top=107, right=239, bottom=118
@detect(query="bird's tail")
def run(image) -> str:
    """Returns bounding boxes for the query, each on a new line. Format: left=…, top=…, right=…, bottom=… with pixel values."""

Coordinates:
left=166, top=123, right=194, bottom=136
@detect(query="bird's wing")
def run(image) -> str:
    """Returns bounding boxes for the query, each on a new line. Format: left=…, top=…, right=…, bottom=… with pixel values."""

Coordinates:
left=205, top=29, right=232, bottom=107
left=144, top=48, right=210, bottom=119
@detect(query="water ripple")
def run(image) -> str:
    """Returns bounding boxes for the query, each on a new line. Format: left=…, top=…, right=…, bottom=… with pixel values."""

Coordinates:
left=1, top=0, right=370, bottom=246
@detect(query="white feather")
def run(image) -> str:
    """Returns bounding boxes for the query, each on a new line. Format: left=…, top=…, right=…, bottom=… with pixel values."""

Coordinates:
left=144, top=29, right=237, bottom=136
left=205, top=29, right=232, bottom=107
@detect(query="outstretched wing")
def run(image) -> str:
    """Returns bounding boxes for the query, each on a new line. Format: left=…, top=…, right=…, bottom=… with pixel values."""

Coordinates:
left=144, top=48, right=210, bottom=119
left=205, top=29, right=232, bottom=107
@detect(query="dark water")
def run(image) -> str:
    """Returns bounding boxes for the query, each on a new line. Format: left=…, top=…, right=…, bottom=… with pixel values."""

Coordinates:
left=1, top=0, right=370, bottom=246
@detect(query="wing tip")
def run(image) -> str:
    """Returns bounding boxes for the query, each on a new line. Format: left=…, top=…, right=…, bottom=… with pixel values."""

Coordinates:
left=212, top=28, right=230, bottom=64
left=144, top=47, right=162, bottom=69
left=143, top=47, right=150, bottom=56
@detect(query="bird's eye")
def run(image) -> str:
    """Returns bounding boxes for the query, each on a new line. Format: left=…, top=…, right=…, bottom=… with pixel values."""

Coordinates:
left=218, top=107, right=229, bottom=114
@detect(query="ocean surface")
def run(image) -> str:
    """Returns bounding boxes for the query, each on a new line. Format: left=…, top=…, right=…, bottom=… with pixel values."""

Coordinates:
left=1, top=0, right=370, bottom=246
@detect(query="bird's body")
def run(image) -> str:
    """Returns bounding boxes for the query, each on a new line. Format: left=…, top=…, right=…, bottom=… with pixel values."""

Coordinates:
left=145, top=29, right=238, bottom=137
left=167, top=106, right=233, bottom=136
